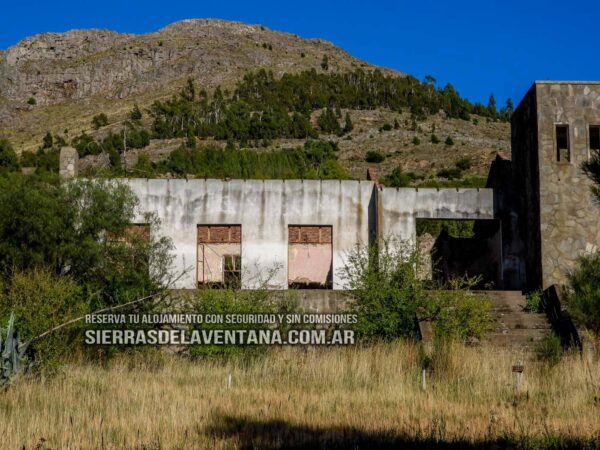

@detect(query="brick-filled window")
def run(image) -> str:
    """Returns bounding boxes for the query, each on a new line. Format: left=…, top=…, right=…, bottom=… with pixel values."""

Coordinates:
left=288, top=225, right=333, bottom=289
left=288, top=226, right=332, bottom=245
left=197, top=225, right=241, bottom=288
left=590, top=125, right=600, bottom=151
left=556, top=125, right=570, bottom=162
left=197, top=225, right=241, bottom=244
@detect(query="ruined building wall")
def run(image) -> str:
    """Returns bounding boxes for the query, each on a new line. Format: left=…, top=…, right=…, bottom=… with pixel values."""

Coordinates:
left=377, top=187, right=494, bottom=243
left=535, top=82, right=600, bottom=289
left=510, top=86, right=542, bottom=291
left=125, top=179, right=375, bottom=290
left=123, top=179, right=494, bottom=290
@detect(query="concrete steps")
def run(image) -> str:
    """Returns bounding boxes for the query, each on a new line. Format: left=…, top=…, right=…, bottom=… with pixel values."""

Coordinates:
left=475, top=290, right=552, bottom=349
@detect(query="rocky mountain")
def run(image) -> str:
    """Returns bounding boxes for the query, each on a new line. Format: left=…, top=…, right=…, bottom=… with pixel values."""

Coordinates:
left=0, top=19, right=509, bottom=179
left=0, top=19, right=397, bottom=107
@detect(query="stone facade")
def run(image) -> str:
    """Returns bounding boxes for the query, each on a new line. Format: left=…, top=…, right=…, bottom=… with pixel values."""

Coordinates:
left=59, top=147, right=79, bottom=179
left=511, top=82, right=600, bottom=290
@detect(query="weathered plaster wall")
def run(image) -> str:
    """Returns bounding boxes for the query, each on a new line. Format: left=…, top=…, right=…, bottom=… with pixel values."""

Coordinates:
left=124, top=179, right=374, bottom=290
left=535, top=82, right=600, bottom=288
left=288, top=244, right=332, bottom=286
left=378, top=188, right=494, bottom=243
left=119, top=180, right=493, bottom=290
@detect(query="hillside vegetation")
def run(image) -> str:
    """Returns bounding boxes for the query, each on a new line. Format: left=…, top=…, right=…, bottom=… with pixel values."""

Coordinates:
left=0, top=19, right=512, bottom=183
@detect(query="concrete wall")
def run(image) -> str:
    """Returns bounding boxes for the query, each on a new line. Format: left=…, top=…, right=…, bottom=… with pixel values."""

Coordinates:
left=118, top=179, right=494, bottom=291
left=378, top=187, right=495, bottom=243
left=124, top=179, right=374, bottom=290
left=535, top=82, right=600, bottom=288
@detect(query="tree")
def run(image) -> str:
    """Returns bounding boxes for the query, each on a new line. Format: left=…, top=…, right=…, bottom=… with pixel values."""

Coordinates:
left=383, top=166, right=411, bottom=187
left=92, top=113, right=108, bottom=130
left=423, top=75, right=436, bottom=86
left=129, top=104, right=143, bottom=122
left=568, top=252, right=600, bottom=332
left=42, top=131, right=53, bottom=149
left=321, top=55, right=329, bottom=71
left=343, top=113, right=354, bottom=134
left=487, top=94, right=497, bottom=118
left=499, top=98, right=514, bottom=121
left=0, top=174, right=173, bottom=307
left=0, top=139, right=19, bottom=172
left=317, top=107, right=341, bottom=135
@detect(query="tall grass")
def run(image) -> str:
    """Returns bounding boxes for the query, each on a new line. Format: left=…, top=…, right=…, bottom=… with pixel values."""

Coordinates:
left=0, top=342, right=598, bottom=449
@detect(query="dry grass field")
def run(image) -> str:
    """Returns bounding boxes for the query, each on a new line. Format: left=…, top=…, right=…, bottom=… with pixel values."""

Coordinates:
left=0, top=342, right=599, bottom=449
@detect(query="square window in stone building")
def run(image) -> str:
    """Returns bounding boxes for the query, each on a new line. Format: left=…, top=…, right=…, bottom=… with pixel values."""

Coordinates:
left=288, top=225, right=333, bottom=289
left=197, top=225, right=241, bottom=288
left=556, top=125, right=570, bottom=162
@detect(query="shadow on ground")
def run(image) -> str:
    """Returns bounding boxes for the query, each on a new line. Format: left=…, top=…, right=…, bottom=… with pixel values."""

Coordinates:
left=206, top=414, right=596, bottom=450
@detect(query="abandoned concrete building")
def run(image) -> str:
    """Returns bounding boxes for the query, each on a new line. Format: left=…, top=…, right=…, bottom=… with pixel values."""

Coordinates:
left=59, top=81, right=599, bottom=301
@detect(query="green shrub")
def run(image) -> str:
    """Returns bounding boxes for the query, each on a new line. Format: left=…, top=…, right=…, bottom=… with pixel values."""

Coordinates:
left=427, top=279, right=495, bottom=341
left=0, top=269, right=87, bottom=373
left=91, top=113, right=108, bottom=130
left=365, top=151, right=385, bottom=163
left=0, top=139, right=19, bottom=172
left=342, top=113, right=353, bottom=134
left=380, top=123, right=392, bottom=132
left=437, top=167, right=463, bottom=180
left=381, top=166, right=412, bottom=187
left=341, top=240, right=493, bottom=342
left=535, top=333, right=563, bottom=366
left=455, top=158, right=471, bottom=171
left=187, top=289, right=297, bottom=358
left=342, top=241, right=426, bottom=340
left=567, top=252, right=600, bottom=332
left=525, top=290, right=543, bottom=313
left=416, top=219, right=475, bottom=239
left=445, top=136, right=455, bottom=146
left=129, top=104, right=143, bottom=122
left=27, top=97, right=37, bottom=106
left=412, top=136, right=421, bottom=145
left=431, top=134, right=440, bottom=144
left=317, top=107, right=341, bottom=135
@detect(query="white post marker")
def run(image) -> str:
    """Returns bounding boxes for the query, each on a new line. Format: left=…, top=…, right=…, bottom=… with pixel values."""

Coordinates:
left=421, top=368, right=427, bottom=391
left=227, top=373, right=232, bottom=389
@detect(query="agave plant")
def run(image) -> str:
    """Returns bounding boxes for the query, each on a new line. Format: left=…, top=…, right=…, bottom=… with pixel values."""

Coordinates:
left=0, top=313, right=29, bottom=386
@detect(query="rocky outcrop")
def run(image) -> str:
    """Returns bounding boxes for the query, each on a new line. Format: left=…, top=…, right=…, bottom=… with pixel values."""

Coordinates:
left=0, top=19, right=401, bottom=107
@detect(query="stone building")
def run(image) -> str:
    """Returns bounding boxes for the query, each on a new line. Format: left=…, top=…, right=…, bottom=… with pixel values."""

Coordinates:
left=58, top=80, right=600, bottom=295
left=504, top=81, right=600, bottom=291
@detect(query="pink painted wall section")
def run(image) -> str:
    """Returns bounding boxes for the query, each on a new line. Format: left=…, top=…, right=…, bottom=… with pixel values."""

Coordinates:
left=288, top=243, right=332, bottom=286
left=197, top=243, right=241, bottom=284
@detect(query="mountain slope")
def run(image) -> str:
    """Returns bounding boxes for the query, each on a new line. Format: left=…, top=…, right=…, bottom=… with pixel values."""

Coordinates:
left=0, top=19, right=509, bottom=180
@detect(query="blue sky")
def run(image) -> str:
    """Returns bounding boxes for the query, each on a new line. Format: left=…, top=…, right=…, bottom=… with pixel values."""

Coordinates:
left=1, top=0, right=598, bottom=106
